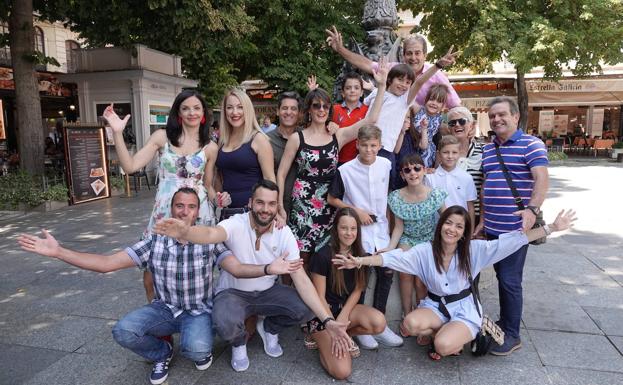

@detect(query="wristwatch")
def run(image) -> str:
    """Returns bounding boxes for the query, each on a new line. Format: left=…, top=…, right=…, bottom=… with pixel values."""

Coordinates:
left=527, top=206, right=540, bottom=216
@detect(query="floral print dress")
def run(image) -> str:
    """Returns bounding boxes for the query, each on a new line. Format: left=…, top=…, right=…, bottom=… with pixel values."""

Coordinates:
left=411, top=108, right=443, bottom=168
left=289, top=131, right=338, bottom=252
left=388, top=188, right=447, bottom=247
left=143, top=142, right=215, bottom=238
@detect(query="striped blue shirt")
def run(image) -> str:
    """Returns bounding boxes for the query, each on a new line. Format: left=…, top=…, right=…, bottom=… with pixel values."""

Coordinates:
left=126, top=235, right=231, bottom=317
left=481, top=130, right=548, bottom=236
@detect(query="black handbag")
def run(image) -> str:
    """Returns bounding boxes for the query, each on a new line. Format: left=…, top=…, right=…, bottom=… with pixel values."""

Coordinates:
left=467, top=275, right=505, bottom=356
left=493, top=144, right=546, bottom=245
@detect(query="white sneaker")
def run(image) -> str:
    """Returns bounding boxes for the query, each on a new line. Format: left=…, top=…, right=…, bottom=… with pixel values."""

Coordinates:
left=373, top=326, right=404, bottom=347
left=231, top=344, right=249, bottom=372
left=256, top=318, right=283, bottom=358
left=356, top=334, right=379, bottom=350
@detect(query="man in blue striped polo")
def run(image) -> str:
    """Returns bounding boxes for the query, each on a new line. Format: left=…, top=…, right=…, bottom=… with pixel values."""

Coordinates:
left=475, top=96, right=549, bottom=355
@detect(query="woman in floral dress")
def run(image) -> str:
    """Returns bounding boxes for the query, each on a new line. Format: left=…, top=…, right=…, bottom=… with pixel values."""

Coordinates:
left=103, top=90, right=227, bottom=301
left=276, top=63, right=388, bottom=267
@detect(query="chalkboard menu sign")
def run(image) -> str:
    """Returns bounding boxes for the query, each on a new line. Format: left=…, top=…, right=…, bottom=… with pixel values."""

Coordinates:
left=63, top=125, right=110, bottom=204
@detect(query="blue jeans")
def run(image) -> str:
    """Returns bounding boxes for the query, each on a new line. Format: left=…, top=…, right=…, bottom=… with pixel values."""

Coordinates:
left=112, top=301, right=213, bottom=362
left=490, top=235, right=529, bottom=339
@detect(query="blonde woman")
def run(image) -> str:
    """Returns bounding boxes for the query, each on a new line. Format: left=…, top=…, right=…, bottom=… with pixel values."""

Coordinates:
left=215, top=88, right=276, bottom=219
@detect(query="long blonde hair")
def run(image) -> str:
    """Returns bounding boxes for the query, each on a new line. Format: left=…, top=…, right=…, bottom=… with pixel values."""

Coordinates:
left=219, top=88, right=263, bottom=147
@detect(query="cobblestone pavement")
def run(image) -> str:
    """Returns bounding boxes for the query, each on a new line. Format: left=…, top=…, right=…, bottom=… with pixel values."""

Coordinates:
left=1, top=160, right=622, bottom=385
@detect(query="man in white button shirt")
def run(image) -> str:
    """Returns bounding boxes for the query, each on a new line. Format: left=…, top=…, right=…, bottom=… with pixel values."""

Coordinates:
left=154, top=180, right=351, bottom=373
left=328, top=125, right=403, bottom=349
left=426, top=135, right=477, bottom=226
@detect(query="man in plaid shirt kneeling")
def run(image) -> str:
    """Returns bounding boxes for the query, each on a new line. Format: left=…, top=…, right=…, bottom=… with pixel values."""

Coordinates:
left=17, top=187, right=303, bottom=385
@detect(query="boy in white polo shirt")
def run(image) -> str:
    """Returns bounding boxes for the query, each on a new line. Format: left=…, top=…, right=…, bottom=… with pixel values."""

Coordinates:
left=328, top=125, right=403, bottom=350
left=426, top=135, right=477, bottom=226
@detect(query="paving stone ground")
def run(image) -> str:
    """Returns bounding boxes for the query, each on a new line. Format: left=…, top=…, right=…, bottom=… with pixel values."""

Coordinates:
left=1, top=158, right=622, bottom=385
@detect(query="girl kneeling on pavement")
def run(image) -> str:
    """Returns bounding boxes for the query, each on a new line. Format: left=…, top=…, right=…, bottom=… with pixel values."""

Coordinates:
left=308, top=208, right=387, bottom=379
left=334, top=205, right=575, bottom=360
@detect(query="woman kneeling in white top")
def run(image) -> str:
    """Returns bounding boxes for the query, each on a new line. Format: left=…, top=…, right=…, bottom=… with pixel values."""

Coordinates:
left=333, top=205, right=576, bottom=360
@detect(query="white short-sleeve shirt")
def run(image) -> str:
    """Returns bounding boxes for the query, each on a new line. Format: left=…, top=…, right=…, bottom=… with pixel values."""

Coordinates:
left=215, top=213, right=300, bottom=293
left=364, top=88, right=409, bottom=151
left=425, top=166, right=477, bottom=210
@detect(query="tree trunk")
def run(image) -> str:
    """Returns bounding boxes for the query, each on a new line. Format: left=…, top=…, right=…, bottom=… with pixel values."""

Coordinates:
left=8, top=0, right=45, bottom=175
left=516, top=69, right=529, bottom=131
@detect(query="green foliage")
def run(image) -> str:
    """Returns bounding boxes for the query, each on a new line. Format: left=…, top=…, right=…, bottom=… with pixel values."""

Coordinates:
left=613, top=141, right=623, bottom=149
left=0, top=171, right=68, bottom=209
left=23, top=50, right=61, bottom=67
left=109, top=174, right=125, bottom=190
left=397, top=0, right=623, bottom=79
left=547, top=151, right=568, bottom=161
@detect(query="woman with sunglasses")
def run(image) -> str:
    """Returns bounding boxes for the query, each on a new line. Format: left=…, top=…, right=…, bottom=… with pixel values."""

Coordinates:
left=334, top=206, right=576, bottom=360
left=447, top=106, right=484, bottom=226
left=385, top=153, right=446, bottom=342
left=277, top=63, right=388, bottom=266
left=103, top=90, right=222, bottom=302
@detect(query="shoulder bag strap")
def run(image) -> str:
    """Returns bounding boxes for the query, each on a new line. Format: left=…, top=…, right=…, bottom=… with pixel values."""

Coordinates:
left=493, top=143, right=525, bottom=211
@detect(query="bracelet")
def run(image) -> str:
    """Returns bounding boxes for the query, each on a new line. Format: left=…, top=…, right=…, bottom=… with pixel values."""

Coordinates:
left=356, top=257, right=363, bottom=269
left=543, top=224, right=552, bottom=236
left=435, top=61, right=444, bottom=69
left=264, top=264, right=270, bottom=275
left=321, top=317, right=335, bottom=327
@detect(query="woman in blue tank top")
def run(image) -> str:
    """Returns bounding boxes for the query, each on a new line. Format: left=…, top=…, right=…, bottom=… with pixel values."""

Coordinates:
left=215, top=88, right=276, bottom=219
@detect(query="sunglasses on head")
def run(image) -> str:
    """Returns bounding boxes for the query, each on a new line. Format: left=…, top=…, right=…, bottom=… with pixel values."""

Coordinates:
left=311, top=102, right=329, bottom=111
left=401, top=165, right=424, bottom=174
left=448, top=118, right=468, bottom=127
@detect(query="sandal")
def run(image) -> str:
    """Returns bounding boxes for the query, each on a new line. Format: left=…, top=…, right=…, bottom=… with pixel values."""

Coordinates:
left=348, top=338, right=361, bottom=358
left=416, top=335, right=432, bottom=346
left=399, top=321, right=410, bottom=338
left=428, top=343, right=442, bottom=361
left=303, top=333, right=318, bottom=350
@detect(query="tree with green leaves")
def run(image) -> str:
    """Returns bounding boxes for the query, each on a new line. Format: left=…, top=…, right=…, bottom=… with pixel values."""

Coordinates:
left=398, top=0, right=623, bottom=128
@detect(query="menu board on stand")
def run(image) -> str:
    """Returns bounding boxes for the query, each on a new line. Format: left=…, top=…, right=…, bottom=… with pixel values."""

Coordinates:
left=63, top=124, right=110, bottom=204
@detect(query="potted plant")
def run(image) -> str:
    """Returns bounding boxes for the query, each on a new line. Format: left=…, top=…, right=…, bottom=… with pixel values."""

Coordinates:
left=110, top=174, right=126, bottom=196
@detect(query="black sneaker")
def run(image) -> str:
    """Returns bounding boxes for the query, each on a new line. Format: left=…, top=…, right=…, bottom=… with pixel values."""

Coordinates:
left=194, top=354, right=213, bottom=371
left=490, top=335, right=522, bottom=356
left=150, top=342, right=173, bottom=385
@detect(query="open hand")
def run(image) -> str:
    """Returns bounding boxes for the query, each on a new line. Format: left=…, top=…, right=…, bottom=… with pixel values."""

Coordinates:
left=17, top=229, right=60, bottom=257
left=332, top=253, right=358, bottom=270
left=102, top=104, right=130, bottom=133
left=372, top=57, right=389, bottom=86
left=153, top=218, right=189, bottom=240
left=307, top=75, right=319, bottom=91
left=325, top=319, right=351, bottom=359
left=550, top=209, right=577, bottom=232
left=268, top=252, right=303, bottom=274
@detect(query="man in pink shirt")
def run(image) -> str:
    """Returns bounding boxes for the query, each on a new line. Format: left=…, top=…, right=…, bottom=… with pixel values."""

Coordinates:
left=326, top=26, right=461, bottom=109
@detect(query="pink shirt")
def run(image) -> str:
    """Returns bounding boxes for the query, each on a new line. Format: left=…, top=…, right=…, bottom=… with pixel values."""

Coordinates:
left=372, top=61, right=461, bottom=108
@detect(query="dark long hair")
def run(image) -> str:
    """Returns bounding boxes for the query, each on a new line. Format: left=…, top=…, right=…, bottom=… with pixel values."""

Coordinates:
left=329, top=208, right=367, bottom=296
left=431, top=205, right=472, bottom=278
left=166, top=90, right=212, bottom=147
left=303, top=88, right=332, bottom=127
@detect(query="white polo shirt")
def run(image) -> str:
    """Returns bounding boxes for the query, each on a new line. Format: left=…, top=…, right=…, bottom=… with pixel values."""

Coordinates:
left=364, top=88, right=409, bottom=151
left=215, top=213, right=300, bottom=293
left=425, top=166, right=477, bottom=210
left=333, top=157, right=391, bottom=253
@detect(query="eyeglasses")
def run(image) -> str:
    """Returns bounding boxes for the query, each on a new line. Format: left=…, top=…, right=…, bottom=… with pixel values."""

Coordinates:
left=311, top=102, right=330, bottom=111
left=448, top=118, right=468, bottom=127
left=401, top=165, right=424, bottom=174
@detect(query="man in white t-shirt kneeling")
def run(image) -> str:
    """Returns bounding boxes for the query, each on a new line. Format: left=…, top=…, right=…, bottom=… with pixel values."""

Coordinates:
left=154, top=180, right=351, bottom=372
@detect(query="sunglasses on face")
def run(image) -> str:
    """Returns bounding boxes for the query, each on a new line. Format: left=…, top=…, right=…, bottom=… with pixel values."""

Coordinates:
left=401, top=165, right=424, bottom=174
left=448, top=118, right=468, bottom=127
left=311, top=102, right=330, bottom=111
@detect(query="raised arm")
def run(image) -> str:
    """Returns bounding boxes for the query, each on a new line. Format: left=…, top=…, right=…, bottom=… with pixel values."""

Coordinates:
left=17, top=230, right=135, bottom=273
left=407, top=46, right=459, bottom=105
left=325, top=26, right=375, bottom=74
left=276, top=132, right=300, bottom=219
left=103, top=104, right=165, bottom=174
left=153, top=219, right=228, bottom=245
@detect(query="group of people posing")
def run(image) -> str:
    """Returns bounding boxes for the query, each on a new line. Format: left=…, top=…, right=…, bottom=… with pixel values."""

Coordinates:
left=17, top=27, right=575, bottom=384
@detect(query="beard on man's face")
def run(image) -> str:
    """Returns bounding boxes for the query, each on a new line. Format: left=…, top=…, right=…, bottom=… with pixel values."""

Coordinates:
left=251, top=208, right=275, bottom=227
